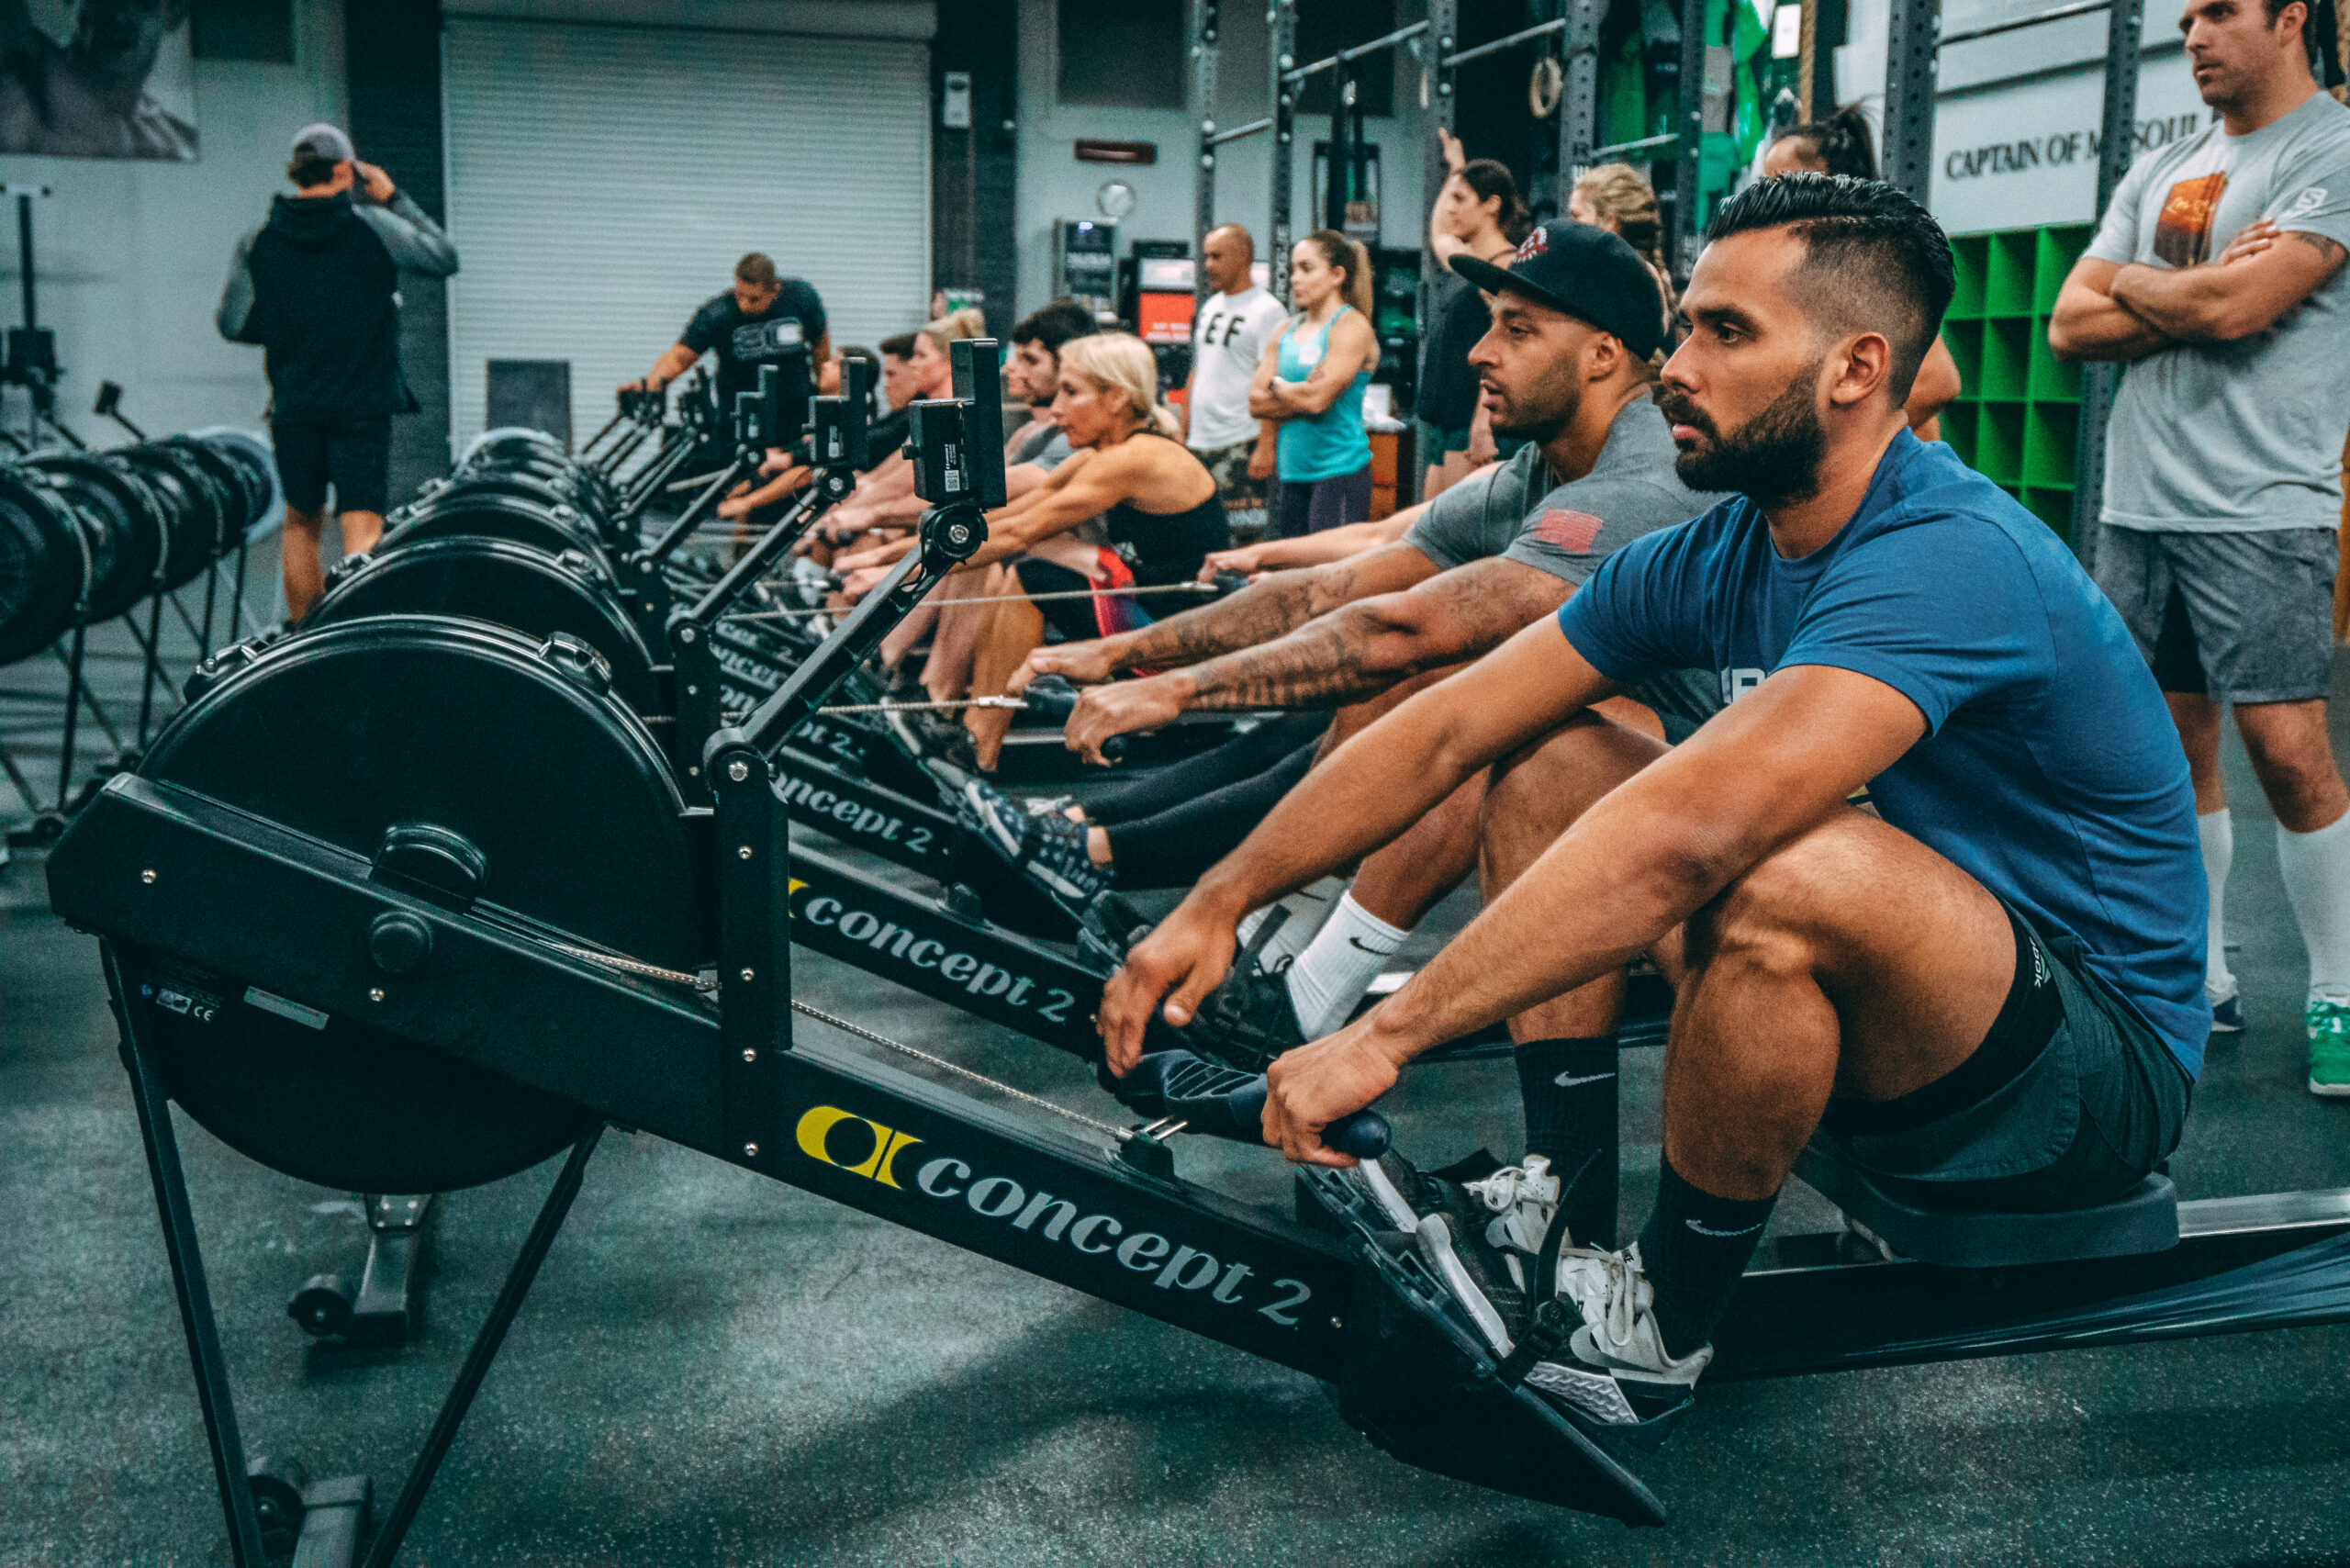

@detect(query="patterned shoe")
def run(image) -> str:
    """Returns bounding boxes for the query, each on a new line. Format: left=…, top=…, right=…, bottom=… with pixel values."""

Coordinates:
left=2308, top=993, right=2350, bottom=1097
left=960, top=778, right=1113, bottom=908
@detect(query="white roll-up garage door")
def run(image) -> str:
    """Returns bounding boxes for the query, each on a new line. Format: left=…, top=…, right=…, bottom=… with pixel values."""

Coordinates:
left=442, top=17, right=930, bottom=449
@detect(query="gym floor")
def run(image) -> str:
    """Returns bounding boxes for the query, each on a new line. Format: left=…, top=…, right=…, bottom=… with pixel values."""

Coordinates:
left=6, top=666, right=2349, bottom=1567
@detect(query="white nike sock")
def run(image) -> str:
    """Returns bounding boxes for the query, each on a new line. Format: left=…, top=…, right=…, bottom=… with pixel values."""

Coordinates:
left=2199, top=808, right=2236, bottom=1002
left=1284, top=891, right=1409, bottom=1036
left=2277, top=810, right=2350, bottom=1002
left=1237, top=891, right=1326, bottom=968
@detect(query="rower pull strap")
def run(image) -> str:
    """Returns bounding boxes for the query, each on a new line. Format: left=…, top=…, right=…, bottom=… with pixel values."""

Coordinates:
left=1493, top=1167, right=1593, bottom=1388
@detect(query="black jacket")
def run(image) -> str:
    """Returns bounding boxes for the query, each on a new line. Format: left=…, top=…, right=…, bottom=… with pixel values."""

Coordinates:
left=217, top=189, right=458, bottom=421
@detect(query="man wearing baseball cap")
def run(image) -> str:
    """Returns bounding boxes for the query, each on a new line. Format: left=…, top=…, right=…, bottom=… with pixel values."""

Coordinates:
left=1011, top=221, right=1716, bottom=1239
left=217, top=123, right=459, bottom=620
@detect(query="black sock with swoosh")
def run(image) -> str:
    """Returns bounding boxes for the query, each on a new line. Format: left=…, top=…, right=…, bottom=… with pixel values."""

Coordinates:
left=1636, top=1158, right=1779, bottom=1361
left=1515, top=1036, right=1619, bottom=1248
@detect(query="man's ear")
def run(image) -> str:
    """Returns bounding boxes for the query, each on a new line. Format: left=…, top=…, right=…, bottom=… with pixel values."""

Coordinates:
left=1827, top=331, right=1895, bottom=409
left=1583, top=330, right=1624, bottom=383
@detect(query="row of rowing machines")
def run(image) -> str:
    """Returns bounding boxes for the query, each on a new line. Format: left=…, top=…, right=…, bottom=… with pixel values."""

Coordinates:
left=45, top=340, right=2350, bottom=1560
left=0, top=429, right=281, bottom=835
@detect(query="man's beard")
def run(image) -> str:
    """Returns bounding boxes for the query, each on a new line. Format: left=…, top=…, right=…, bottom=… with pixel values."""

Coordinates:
left=1487, top=364, right=1583, bottom=443
left=1658, top=362, right=1827, bottom=507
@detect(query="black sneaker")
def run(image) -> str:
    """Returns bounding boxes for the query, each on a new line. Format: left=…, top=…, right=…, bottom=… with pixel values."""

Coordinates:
left=961, top=778, right=1113, bottom=908
left=1173, top=910, right=1306, bottom=1073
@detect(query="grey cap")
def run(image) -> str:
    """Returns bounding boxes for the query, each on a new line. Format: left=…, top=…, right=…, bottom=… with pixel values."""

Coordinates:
left=290, top=122, right=354, bottom=164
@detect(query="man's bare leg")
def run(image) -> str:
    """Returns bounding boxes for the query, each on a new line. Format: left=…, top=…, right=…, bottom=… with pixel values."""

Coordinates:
left=340, top=510, right=385, bottom=557
left=2236, top=698, right=2350, bottom=1021
left=1628, top=809, right=2013, bottom=1358
left=282, top=507, right=327, bottom=622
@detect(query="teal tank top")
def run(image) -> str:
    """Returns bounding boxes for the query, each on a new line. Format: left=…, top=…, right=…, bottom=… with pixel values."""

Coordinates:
left=1273, top=306, right=1371, bottom=483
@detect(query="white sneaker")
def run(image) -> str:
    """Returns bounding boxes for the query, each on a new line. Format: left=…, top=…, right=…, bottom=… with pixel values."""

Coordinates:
left=1541, top=1244, right=1711, bottom=1423
left=1463, top=1156, right=1561, bottom=1294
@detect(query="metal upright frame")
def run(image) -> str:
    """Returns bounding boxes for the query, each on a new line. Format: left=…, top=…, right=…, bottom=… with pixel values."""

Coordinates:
left=2070, top=0, right=2147, bottom=565
left=1673, top=0, right=1707, bottom=266
left=1883, top=0, right=1944, bottom=200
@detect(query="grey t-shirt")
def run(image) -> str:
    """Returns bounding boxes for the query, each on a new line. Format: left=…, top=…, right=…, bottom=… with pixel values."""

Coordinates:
left=2086, top=92, right=2350, bottom=532
left=1406, top=398, right=1721, bottom=582
left=1404, top=397, right=1727, bottom=733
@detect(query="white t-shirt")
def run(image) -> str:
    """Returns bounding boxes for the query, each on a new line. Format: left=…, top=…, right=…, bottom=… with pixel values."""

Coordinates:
left=1187, top=286, right=1289, bottom=451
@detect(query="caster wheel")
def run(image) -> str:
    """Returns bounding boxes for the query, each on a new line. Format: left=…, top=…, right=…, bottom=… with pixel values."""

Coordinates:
left=288, top=1273, right=353, bottom=1338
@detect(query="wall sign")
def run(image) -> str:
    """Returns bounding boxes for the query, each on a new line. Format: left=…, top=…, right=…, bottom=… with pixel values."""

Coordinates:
left=1930, top=56, right=2215, bottom=233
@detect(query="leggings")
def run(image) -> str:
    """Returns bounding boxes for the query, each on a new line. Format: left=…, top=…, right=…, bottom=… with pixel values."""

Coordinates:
left=1091, top=712, right=1329, bottom=889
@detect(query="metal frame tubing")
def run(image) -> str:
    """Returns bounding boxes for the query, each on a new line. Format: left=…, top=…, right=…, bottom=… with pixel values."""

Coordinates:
left=2069, top=0, right=2146, bottom=564
left=1191, top=0, right=1221, bottom=316
left=1673, top=0, right=1707, bottom=268
left=1420, top=0, right=1460, bottom=456
left=1270, top=0, right=1297, bottom=307
left=1559, top=0, right=1602, bottom=184
left=1882, top=0, right=1943, bottom=201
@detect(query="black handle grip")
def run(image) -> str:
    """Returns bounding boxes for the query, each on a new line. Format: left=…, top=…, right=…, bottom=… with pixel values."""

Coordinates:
left=1023, top=673, right=1127, bottom=762
left=1225, top=1079, right=1392, bottom=1160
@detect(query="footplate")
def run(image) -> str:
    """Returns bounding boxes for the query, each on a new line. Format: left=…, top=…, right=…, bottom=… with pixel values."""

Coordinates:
left=1298, top=1169, right=1669, bottom=1527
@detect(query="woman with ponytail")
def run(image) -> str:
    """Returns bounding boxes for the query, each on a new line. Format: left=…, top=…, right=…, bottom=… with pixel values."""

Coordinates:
left=1420, top=132, right=1535, bottom=498
left=1249, top=230, right=1380, bottom=537
left=1762, top=106, right=1964, bottom=434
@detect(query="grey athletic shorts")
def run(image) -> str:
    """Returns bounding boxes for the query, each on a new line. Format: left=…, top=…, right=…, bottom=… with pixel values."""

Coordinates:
left=2093, top=524, right=2339, bottom=705
left=1190, top=439, right=1269, bottom=543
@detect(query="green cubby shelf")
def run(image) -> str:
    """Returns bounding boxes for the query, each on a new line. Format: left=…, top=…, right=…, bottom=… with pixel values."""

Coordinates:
left=1936, top=220, right=2097, bottom=541
left=1977, top=402, right=2026, bottom=486
left=1948, top=234, right=1988, bottom=320
left=1981, top=319, right=2031, bottom=400
left=2023, top=401, right=2078, bottom=487
left=1986, top=230, right=2040, bottom=317
left=1942, top=319, right=1984, bottom=396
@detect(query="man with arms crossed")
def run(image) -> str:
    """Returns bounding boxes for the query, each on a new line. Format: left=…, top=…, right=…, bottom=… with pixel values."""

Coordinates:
left=2050, top=0, right=2350, bottom=1090
left=1181, top=225, right=1287, bottom=540
left=1104, top=177, right=2205, bottom=1426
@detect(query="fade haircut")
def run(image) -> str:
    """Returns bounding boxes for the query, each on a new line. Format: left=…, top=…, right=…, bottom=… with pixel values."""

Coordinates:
left=1705, top=173, right=1955, bottom=405
left=734, top=252, right=778, bottom=288
left=878, top=331, right=919, bottom=360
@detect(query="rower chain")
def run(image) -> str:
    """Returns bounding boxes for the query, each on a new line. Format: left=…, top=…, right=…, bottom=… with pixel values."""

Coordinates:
left=543, top=941, right=1129, bottom=1139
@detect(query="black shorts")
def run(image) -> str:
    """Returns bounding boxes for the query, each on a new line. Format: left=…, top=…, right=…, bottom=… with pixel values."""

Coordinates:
left=1818, top=904, right=2192, bottom=1212
left=270, top=415, right=391, bottom=515
left=1012, top=558, right=1102, bottom=644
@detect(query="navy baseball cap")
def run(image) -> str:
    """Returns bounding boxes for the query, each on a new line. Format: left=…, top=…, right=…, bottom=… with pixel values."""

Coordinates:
left=1450, top=222, right=1667, bottom=360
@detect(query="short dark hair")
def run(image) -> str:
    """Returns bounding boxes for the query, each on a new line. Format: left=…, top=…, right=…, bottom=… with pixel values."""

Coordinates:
left=878, top=331, right=919, bottom=360
left=1706, top=173, right=1955, bottom=404
left=287, top=154, right=339, bottom=189
left=1010, top=298, right=1099, bottom=355
left=734, top=252, right=778, bottom=288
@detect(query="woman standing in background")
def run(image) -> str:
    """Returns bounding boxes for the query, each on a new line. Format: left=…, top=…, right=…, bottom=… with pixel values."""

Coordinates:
left=1250, top=230, right=1379, bottom=538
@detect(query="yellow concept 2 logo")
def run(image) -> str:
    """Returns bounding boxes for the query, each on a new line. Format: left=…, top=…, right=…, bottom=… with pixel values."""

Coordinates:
left=794, top=1105, right=923, bottom=1188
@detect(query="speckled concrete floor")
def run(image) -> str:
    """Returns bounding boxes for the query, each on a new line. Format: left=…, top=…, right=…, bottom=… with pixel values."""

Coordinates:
left=4, top=678, right=2348, bottom=1567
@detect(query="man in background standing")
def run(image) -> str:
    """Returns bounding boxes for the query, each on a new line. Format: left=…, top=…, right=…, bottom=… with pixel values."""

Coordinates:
left=217, top=123, right=457, bottom=620
left=1182, top=225, right=1286, bottom=542
left=2050, top=0, right=2350, bottom=1092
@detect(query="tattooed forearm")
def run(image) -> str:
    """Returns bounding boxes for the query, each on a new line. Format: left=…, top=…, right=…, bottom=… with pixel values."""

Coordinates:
left=1180, top=559, right=1569, bottom=711
left=1106, top=544, right=1433, bottom=670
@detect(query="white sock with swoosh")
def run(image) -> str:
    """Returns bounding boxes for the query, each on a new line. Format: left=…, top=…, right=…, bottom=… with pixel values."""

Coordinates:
left=1285, top=890, right=1408, bottom=1036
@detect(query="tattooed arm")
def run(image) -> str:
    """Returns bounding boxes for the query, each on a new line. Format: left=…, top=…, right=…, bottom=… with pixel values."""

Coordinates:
left=1060, top=557, right=1571, bottom=762
left=1024, top=539, right=1441, bottom=683
left=2109, top=228, right=2347, bottom=342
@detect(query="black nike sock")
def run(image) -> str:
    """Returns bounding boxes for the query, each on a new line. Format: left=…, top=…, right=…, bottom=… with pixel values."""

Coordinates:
left=1635, top=1157, right=1779, bottom=1361
left=1513, top=1036, right=1619, bottom=1247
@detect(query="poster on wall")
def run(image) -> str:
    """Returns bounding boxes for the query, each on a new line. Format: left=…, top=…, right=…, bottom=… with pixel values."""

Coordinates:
left=0, top=0, right=198, bottom=161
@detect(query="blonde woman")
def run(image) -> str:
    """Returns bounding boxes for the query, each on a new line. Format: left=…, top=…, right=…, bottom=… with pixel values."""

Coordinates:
left=848, top=332, right=1227, bottom=768
left=1251, top=230, right=1380, bottom=536
left=1568, top=162, right=1678, bottom=343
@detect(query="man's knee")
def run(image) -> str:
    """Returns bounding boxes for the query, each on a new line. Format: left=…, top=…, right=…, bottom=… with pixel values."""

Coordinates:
left=1683, top=821, right=1859, bottom=979
left=1481, top=711, right=1662, bottom=838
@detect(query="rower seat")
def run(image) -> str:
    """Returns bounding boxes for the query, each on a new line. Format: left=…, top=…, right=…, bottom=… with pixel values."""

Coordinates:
left=1793, top=1142, right=2179, bottom=1269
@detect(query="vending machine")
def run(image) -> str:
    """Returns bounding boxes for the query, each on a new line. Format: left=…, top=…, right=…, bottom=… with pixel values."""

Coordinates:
left=1054, top=219, right=1118, bottom=322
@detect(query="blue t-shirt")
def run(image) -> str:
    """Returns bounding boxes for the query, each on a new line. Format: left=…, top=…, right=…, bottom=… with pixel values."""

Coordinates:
left=1557, top=431, right=2210, bottom=1074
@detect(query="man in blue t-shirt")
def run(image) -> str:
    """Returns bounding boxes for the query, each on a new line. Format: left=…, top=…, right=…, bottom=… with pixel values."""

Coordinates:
left=1098, top=175, right=2206, bottom=1429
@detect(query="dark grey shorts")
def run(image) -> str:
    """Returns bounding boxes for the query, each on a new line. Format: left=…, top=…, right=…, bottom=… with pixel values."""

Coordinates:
left=1825, top=914, right=2192, bottom=1213
left=2093, top=524, right=2339, bottom=705
left=1190, top=439, right=1268, bottom=541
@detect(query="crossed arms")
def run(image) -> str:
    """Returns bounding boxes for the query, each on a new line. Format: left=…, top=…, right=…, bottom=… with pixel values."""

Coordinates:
left=2049, top=218, right=2348, bottom=362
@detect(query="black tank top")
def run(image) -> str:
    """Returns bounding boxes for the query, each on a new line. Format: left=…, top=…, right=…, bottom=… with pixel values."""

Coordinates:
left=1102, top=431, right=1231, bottom=587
